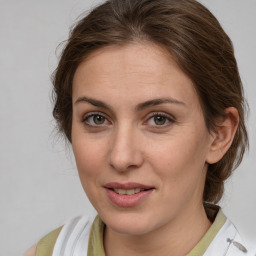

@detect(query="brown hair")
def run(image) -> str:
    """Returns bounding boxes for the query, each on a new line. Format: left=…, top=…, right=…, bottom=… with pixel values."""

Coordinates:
left=52, top=0, right=248, bottom=203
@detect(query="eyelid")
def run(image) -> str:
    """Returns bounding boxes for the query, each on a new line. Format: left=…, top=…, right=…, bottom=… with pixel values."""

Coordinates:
left=148, top=111, right=174, bottom=119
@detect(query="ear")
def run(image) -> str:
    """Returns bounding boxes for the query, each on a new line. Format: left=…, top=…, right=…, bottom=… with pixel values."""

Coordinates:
left=206, top=107, right=239, bottom=164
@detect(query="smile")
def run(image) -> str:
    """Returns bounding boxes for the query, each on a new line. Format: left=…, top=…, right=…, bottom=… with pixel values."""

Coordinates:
left=104, top=182, right=154, bottom=207
left=113, top=188, right=146, bottom=195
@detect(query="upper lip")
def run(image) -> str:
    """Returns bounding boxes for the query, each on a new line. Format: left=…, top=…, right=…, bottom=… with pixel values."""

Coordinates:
left=104, top=182, right=154, bottom=190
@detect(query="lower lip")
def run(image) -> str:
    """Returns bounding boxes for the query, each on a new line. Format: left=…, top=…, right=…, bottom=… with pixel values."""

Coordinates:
left=105, top=188, right=153, bottom=207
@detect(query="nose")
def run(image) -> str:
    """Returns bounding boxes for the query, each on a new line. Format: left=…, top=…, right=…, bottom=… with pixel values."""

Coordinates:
left=108, top=125, right=144, bottom=172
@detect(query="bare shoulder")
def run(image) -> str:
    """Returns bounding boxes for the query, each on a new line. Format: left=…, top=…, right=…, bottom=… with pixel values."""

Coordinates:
left=23, top=244, right=37, bottom=256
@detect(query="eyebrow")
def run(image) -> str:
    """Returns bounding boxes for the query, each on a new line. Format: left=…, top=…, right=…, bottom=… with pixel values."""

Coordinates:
left=75, top=96, right=112, bottom=110
left=74, top=96, right=185, bottom=111
left=135, top=98, right=185, bottom=111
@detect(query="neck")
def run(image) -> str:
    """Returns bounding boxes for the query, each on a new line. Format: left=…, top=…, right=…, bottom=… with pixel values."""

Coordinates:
left=104, top=203, right=211, bottom=256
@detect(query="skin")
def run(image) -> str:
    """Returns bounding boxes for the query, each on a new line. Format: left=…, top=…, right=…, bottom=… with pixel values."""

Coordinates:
left=23, top=244, right=37, bottom=256
left=70, top=42, right=238, bottom=256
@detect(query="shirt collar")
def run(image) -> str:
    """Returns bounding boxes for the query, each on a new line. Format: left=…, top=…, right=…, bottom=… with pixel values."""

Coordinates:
left=87, top=204, right=226, bottom=256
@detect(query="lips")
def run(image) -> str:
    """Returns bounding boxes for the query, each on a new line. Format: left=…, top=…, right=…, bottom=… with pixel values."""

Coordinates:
left=104, top=182, right=154, bottom=207
left=104, top=182, right=153, bottom=190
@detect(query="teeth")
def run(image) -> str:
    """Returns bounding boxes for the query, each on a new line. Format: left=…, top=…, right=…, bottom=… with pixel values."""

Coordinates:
left=117, top=189, right=126, bottom=195
left=126, top=189, right=135, bottom=195
left=134, top=188, right=141, bottom=194
left=113, top=188, right=145, bottom=195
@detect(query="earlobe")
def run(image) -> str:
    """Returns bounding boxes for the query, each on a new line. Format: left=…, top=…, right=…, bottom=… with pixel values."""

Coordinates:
left=206, top=107, right=239, bottom=164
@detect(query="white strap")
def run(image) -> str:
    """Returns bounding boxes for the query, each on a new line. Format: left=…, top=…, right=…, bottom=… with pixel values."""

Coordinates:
left=52, top=215, right=255, bottom=256
left=52, top=216, right=92, bottom=256
left=204, top=219, right=253, bottom=256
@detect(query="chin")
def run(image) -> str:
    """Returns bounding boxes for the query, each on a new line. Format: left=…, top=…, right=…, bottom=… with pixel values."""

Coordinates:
left=108, top=222, right=153, bottom=236
left=101, top=211, right=159, bottom=236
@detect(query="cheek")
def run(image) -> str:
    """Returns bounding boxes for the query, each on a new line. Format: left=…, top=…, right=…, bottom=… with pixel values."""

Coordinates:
left=72, top=128, right=108, bottom=186
left=147, top=127, right=209, bottom=191
left=73, top=142, right=104, bottom=175
left=72, top=138, right=107, bottom=207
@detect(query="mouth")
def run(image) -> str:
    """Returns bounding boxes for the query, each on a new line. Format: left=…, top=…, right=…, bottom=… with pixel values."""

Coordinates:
left=104, top=182, right=154, bottom=207
left=104, top=182, right=154, bottom=194
left=111, top=188, right=149, bottom=195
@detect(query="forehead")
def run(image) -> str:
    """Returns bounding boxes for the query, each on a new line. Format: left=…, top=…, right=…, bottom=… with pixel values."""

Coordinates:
left=72, top=43, right=199, bottom=108
left=74, top=43, right=181, bottom=84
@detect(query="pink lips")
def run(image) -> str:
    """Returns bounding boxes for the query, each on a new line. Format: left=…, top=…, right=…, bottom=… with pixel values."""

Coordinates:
left=104, top=182, right=154, bottom=207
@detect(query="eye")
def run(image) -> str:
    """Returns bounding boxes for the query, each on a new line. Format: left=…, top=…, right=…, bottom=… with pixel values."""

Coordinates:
left=147, top=113, right=174, bottom=127
left=83, top=112, right=110, bottom=127
left=152, top=116, right=167, bottom=125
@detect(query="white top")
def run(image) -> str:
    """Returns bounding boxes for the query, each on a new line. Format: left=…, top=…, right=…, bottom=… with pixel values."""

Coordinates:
left=51, top=214, right=255, bottom=256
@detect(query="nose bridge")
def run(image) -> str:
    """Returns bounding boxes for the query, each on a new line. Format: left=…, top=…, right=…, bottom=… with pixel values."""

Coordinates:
left=109, top=122, right=143, bottom=172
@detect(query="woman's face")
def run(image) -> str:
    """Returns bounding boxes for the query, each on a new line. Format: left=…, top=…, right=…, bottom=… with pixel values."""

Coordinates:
left=72, top=43, right=214, bottom=235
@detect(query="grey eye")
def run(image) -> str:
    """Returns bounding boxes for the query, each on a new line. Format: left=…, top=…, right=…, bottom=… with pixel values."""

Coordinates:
left=147, top=113, right=174, bottom=127
left=92, top=115, right=106, bottom=125
left=154, top=116, right=167, bottom=125
left=85, top=114, right=107, bottom=125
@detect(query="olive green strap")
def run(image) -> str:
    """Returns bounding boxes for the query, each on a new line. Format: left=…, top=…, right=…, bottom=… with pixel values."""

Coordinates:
left=87, top=215, right=105, bottom=256
left=187, top=210, right=226, bottom=256
left=36, top=226, right=63, bottom=256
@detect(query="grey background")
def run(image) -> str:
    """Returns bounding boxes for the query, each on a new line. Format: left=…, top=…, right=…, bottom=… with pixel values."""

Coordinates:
left=0, top=0, right=255, bottom=255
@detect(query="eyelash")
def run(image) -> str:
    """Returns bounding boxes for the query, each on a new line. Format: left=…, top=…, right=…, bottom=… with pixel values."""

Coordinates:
left=82, top=112, right=175, bottom=128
